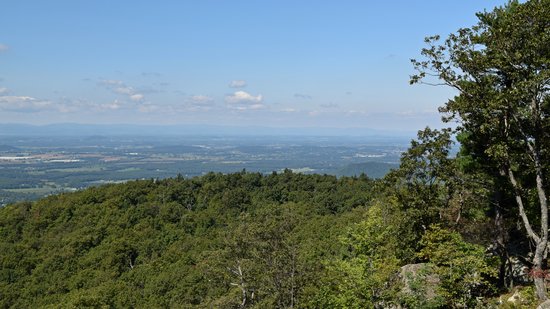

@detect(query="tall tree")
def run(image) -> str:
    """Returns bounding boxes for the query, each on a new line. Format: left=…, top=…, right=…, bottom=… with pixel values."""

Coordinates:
left=411, top=0, right=550, bottom=300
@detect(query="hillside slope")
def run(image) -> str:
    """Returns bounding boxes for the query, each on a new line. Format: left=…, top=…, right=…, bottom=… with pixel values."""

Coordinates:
left=0, top=171, right=375, bottom=308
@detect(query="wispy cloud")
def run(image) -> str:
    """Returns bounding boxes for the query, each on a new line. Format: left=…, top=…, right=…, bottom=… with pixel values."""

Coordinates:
left=133, top=95, right=216, bottom=114
left=99, top=79, right=145, bottom=102
left=190, top=95, right=213, bottom=104
left=96, top=100, right=123, bottom=111
left=228, top=80, right=247, bottom=88
left=0, top=96, right=53, bottom=113
left=0, top=90, right=144, bottom=114
left=57, top=97, right=125, bottom=113
left=0, top=87, right=9, bottom=95
left=0, top=44, right=8, bottom=52
left=320, top=103, right=339, bottom=108
left=294, top=93, right=312, bottom=99
left=186, top=95, right=215, bottom=111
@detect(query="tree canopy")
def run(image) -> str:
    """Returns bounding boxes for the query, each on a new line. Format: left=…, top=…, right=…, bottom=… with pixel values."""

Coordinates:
left=1, top=0, right=549, bottom=307
left=412, top=0, right=550, bottom=300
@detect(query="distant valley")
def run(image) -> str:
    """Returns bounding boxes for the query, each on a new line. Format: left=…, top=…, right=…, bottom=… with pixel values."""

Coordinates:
left=0, top=134, right=408, bottom=206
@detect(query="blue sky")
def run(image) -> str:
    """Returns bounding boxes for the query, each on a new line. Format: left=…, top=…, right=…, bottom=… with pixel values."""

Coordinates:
left=0, top=1, right=505, bottom=131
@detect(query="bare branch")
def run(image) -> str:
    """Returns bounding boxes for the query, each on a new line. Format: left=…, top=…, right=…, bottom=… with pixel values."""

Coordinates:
left=507, top=166, right=540, bottom=243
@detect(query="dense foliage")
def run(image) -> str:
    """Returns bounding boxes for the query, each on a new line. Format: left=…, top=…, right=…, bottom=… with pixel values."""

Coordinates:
left=0, top=171, right=378, bottom=308
left=0, top=133, right=518, bottom=308
left=1, top=0, right=548, bottom=307
left=412, top=0, right=550, bottom=301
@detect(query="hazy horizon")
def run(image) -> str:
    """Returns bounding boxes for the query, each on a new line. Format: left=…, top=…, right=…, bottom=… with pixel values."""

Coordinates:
left=0, top=122, right=417, bottom=137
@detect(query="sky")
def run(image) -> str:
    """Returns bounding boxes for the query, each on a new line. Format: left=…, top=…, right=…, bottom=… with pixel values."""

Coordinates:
left=0, top=0, right=506, bottom=132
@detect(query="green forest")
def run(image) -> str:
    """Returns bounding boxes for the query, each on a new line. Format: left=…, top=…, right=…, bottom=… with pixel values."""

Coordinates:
left=1, top=0, right=550, bottom=307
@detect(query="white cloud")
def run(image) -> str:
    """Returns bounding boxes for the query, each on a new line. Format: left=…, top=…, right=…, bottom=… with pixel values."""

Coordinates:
left=184, top=95, right=215, bottom=111
left=225, top=91, right=264, bottom=110
left=46, top=97, right=125, bottom=114
left=53, top=97, right=86, bottom=113
left=229, top=80, right=247, bottom=88
left=0, top=91, right=146, bottom=114
left=99, top=79, right=145, bottom=102
left=225, top=91, right=262, bottom=104
left=0, top=94, right=92, bottom=114
left=98, top=100, right=122, bottom=111
left=190, top=95, right=213, bottom=104
left=0, top=87, right=9, bottom=95
left=0, top=44, right=8, bottom=52
left=0, top=96, right=53, bottom=113
left=130, top=94, right=144, bottom=101
left=115, top=87, right=134, bottom=95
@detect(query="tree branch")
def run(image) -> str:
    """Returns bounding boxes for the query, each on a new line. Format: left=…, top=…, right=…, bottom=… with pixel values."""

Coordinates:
left=507, top=165, right=541, bottom=243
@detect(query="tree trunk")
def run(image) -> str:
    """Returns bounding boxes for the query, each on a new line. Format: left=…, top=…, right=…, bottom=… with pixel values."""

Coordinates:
left=229, top=261, right=248, bottom=307
left=530, top=136, right=548, bottom=301
left=507, top=166, right=548, bottom=300
left=534, top=242, right=547, bottom=301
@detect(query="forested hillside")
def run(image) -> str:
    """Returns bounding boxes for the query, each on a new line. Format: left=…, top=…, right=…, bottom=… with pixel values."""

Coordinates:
left=0, top=129, right=530, bottom=308
left=0, top=171, right=379, bottom=308
left=1, top=0, right=549, bottom=307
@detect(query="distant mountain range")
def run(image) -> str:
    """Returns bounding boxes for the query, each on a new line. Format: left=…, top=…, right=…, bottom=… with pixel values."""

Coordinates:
left=0, top=123, right=415, bottom=137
